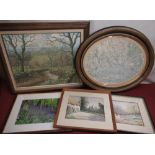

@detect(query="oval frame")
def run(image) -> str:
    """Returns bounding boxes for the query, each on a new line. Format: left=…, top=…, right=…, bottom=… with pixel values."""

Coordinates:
left=75, top=26, right=154, bottom=92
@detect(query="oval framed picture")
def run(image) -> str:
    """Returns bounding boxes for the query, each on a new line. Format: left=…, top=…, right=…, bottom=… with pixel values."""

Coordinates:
left=76, top=26, right=154, bottom=92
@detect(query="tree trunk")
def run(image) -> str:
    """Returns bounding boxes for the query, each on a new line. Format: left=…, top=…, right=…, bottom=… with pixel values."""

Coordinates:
left=80, top=97, right=85, bottom=111
left=20, top=59, right=25, bottom=72
left=70, top=45, right=75, bottom=66
left=71, top=45, right=74, bottom=56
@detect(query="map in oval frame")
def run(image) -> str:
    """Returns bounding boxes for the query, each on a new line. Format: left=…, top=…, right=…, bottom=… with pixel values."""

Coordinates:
left=76, top=26, right=154, bottom=92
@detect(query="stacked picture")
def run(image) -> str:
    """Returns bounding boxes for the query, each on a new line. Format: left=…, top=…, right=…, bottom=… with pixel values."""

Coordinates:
left=3, top=89, right=155, bottom=133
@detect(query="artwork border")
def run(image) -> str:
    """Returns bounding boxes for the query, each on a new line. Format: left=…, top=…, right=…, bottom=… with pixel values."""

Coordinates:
left=53, top=88, right=117, bottom=133
left=3, top=92, right=69, bottom=133
left=0, top=22, right=90, bottom=93
left=75, top=26, right=154, bottom=92
left=112, top=95, right=155, bottom=133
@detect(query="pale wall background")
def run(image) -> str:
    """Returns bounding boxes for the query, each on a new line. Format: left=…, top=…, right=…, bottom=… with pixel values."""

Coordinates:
left=0, top=20, right=155, bottom=82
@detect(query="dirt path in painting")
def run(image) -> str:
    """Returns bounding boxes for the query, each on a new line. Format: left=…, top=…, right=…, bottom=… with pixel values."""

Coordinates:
left=66, top=111, right=105, bottom=122
left=43, top=71, right=59, bottom=80
left=17, top=70, right=59, bottom=87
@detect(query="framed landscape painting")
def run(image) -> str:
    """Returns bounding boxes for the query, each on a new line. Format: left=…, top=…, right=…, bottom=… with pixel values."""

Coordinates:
left=76, top=26, right=154, bottom=92
left=112, top=95, right=155, bottom=133
left=0, top=22, right=89, bottom=93
left=53, top=89, right=117, bottom=132
left=3, top=92, right=68, bottom=133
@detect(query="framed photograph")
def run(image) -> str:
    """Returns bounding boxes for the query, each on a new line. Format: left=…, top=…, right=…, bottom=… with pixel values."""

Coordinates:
left=3, top=92, right=67, bottom=133
left=53, top=89, right=117, bottom=132
left=76, top=26, right=154, bottom=92
left=112, top=95, right=155, bottom=133
left=0, top=22, right=90, bottom=93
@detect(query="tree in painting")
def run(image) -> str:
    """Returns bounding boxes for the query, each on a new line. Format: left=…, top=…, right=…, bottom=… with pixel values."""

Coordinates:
left=47, top=32, right=80, bottom=58
left=46, top=32, right=81, bottom=83
left=3, top=34, right=34, bottom=72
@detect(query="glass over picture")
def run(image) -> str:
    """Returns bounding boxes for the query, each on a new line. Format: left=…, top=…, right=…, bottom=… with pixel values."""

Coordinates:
left=83, top=35, right=147, bottom=87
left=65, top=96, right=105, bottom=122
left=15, top=98, right=59, bottom=124
left=2, top=32, right=81, bottom=87
left=113, top=100, right=144, bottom=126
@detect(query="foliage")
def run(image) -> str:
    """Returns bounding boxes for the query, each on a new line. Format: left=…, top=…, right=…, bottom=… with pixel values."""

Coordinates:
left=3, top=34, right=34, bottom=72
left=15, top=98, right=58, bottom=125
left=82, top=104, right=104, bottom=115
left=80, top=97, right=89, bottom=111
left=80, top=97, right=104, bottom=115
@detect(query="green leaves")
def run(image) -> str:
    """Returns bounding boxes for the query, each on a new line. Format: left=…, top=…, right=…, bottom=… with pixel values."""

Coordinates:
left=15, top=98, right=59, bottom=125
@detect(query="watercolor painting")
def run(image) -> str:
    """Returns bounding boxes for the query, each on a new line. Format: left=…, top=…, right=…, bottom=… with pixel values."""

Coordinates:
left=15, top=98, right=58, bottom=124
left=83, top=36, right=146, bottom=86
left=113, top=100, right=144, bottom=126
left=2, top=32, right=81, bottom=87
left=65, top=96, right=105, bottom=122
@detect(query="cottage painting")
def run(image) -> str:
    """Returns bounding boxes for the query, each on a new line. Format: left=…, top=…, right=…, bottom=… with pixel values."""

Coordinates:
left=2, top=31, right=81, bottom=87
left=65, top=96, right=105, bottom=122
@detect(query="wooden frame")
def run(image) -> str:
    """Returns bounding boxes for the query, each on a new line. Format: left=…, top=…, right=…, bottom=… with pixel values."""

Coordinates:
left=112, top=95, right=155, bottom=133
left=3, top=92, right=70, bottom=133
left=53, top=88, right=117, bottom=133
left=76, top=26, right=154, bottom=92
left=0, top=22, right=90, bottom=93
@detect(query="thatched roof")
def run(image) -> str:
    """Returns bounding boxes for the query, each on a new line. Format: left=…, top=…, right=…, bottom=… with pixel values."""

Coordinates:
left=68, top=96, right=80, bottom=106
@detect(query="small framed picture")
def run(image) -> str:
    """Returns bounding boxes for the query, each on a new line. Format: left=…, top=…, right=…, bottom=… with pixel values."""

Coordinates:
left=53, top=89, right=117, bottom=132
left=112, top=95, right=155, bottom=133
left=3, top=92, right=67, bottom=133
left=0, top=22, right=89, bottom=93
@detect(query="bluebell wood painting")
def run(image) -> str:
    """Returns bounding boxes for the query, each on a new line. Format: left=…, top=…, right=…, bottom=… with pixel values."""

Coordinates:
left=15, top=98, right=59, bottom=124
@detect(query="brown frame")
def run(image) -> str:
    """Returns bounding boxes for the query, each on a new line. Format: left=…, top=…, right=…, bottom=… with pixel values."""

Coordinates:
left=112, top=94, right=155, bottom=133
left=0, top=21, right=90, bottom=93
left=53, top=88, right=117, bottom=133
left=76, top=26, right=154, bottom=92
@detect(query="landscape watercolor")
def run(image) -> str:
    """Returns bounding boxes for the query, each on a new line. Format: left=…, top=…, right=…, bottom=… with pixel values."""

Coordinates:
left=2, top=32, right=81, bottom=87
left=65, top=96, right=105, bottom=122
left=15, top=98, right=58, bottom=124
left=113, top=100, right=144, bottom=126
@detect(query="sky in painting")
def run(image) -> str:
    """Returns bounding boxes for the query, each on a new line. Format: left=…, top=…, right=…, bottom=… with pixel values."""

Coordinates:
left=68, top=96, right=104, bottom=109
left=85, top=97, right=104, bottom=108
left=113, top=100, right=140, bottom=114
left=3, top=32, right=81, bottom=53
